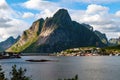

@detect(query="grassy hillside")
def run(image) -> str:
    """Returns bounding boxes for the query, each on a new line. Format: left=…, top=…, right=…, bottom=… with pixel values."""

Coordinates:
left=6, top=19, right=44, bottom=52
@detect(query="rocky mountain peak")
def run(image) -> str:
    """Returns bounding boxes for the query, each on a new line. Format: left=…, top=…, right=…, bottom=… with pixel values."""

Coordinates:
left=52, top=9, right=72, bottom=25
left=35, top=18, right=44, bottom=25
left=6, top=36, right=15, bottom=42
left=30, top=18, right=44, bottom=33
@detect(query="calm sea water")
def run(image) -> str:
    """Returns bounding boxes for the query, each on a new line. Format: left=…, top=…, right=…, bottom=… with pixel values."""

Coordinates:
left=0, top=56, right=120, bottom=80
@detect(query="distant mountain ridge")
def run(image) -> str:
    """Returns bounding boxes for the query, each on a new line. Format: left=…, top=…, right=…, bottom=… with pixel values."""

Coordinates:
left=7, top=9, right=107, bottom=53
left=109, top=37, right=120, bottom=46
left=0, top=36, right=20, bottom=52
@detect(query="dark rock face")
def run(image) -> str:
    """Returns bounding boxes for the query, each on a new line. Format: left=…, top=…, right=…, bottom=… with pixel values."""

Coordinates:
left=0, top=36, right=19, bottom=51
left=23, top=9, right=106, bottom=53
left=81, top=23, right=93, bottom=31
left=94, top=30, right=108, bottom=45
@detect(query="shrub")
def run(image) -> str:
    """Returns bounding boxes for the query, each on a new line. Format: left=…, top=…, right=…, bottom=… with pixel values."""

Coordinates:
left=10, top=65, right=31, bottom=80
left=0, top=65, right=7, bottom=80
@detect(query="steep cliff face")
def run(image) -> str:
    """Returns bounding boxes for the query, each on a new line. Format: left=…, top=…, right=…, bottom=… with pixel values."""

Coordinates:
left=94, top=30, right=108, bottom=45
left=23, top=9, right=106, bottom=53
left=0, top=36, right=19, bottom=51
left=6, top=18, right=44, bottom=52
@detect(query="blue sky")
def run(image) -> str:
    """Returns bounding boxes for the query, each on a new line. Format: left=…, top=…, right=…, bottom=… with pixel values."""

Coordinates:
left=0, top=0, right=120, bottom=41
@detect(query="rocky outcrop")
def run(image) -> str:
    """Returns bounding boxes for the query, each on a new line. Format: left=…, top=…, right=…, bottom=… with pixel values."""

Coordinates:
left=94, top=30, right=108, bottom=45
left=7, top=9, right=106, bottom=53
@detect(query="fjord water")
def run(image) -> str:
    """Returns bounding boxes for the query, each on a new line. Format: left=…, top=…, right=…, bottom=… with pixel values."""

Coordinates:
left=0, top=56, right=120, bottom=80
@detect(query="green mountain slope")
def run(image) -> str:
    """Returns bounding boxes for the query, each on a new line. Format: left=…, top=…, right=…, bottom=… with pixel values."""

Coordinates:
left=6, top=18, right=44, bottom=52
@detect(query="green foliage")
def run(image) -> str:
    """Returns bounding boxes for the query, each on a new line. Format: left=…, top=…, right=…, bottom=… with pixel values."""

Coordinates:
left=10, top=65, right=31, bottom=80
left=58, top=75, right=78, bottom=80
left=104, top=45, right=120, bottom=53
left=0, top=65, right=31, bottom=80
left=0, top=65, right=78, bottom=80
left=0, top=65, right=7, bottom=80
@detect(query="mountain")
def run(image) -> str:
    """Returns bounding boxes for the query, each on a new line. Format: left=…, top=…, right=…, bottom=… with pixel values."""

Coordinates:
left=94, top=30, right=108, bottom=45
left=0, top=36, right=20, bottom=52
left=109, top=37, right=120, bottom=46
left=7, top=9, right=106, bottom=53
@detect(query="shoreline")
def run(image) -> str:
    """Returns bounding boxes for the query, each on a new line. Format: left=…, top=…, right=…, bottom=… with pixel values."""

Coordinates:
left=21, top=53, right=120, bottom=56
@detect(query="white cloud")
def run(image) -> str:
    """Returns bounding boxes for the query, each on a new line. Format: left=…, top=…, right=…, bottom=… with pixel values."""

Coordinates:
left=115, top=11, right=120, bottom=17
left=86, top=4, right=109, bottom=14
left=0, top=0, right=8, bottom=9
left=21, top=0, right=59, bottom=11
left=0, top=18, right=29, bottom=41
left=35, top=9, right=58, bottom=19
left=0, top=0, right=29, bottom=42
left=22, top=12, right=34, bottom=19
left=21, top=0, right=61, bottom=19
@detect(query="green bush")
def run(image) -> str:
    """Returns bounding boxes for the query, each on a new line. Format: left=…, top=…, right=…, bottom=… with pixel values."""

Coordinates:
left=0, top=65, right=31, bottom=80
left=0, top=65, right=7, bottom=80
left=10, top=65, right=31, bottom=80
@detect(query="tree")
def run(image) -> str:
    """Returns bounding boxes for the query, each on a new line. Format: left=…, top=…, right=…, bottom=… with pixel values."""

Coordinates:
left=0, top=65, right=7, bottom=80
left=10, top=65, right=31, bottom=80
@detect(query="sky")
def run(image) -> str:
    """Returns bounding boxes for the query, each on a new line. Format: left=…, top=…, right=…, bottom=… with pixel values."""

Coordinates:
left=0, top=0, right=120, bottom=42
